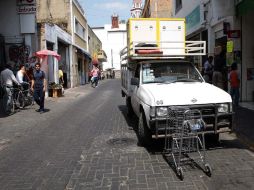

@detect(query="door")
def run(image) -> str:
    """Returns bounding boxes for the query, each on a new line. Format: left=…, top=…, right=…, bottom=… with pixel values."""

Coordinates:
left=131, top=64, right=141, bottom=115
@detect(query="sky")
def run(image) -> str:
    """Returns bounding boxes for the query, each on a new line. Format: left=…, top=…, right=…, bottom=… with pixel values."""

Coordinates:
left=78, top=0, right=134, bottom=27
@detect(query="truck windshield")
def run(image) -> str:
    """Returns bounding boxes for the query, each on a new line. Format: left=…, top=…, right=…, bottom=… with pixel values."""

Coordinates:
left=142, top=62, right=203, bottom=84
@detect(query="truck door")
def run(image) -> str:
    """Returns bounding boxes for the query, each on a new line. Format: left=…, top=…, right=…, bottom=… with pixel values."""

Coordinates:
left=131, top=64, right=141, bottom=115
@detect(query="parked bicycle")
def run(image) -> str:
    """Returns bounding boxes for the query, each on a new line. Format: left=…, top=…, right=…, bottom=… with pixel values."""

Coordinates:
left=1, top=83, right=33, bottom=115
left=2, top=85, right=22, bottom=115
left=20, top=82, right=34, bottom=108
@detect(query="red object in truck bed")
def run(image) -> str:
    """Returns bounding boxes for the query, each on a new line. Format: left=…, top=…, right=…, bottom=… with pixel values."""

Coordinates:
left=136, top=49, right=163, bottom=54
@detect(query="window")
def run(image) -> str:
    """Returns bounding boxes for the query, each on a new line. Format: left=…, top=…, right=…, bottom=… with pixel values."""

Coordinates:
left=175, top=0, right=182, bottom=14
left=142, top=62, right=202, bottom=84
left=75, top=18, right=86, bottom=39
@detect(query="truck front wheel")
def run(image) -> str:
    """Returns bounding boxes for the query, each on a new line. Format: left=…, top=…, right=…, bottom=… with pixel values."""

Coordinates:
left=138, top=111, right=152, bottom=146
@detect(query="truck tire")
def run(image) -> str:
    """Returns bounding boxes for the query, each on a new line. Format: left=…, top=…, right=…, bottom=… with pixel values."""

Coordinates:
left=205, top=133, right=219, bottom=144
left=126, top=97, right=134, bottom=117
left=138, top=111, right=152, bottom=146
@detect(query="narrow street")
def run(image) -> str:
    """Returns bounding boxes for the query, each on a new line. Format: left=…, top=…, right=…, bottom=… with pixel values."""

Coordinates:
left=0, top=79, right=254, bottom=190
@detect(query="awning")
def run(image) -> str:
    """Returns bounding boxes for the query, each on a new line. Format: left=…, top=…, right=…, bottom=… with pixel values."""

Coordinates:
left=83, top=50, right=92, bottom=60
left=237, top=0, right=254, bottom=16
left=74, top=45, right=92, bottom=60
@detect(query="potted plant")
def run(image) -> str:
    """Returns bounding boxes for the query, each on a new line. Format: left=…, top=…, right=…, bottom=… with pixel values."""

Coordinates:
left=48, top=82, right=63, bottom=97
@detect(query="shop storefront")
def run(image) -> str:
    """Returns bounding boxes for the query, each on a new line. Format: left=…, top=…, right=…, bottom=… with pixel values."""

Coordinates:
left=237, top=0, right=254, bottom=102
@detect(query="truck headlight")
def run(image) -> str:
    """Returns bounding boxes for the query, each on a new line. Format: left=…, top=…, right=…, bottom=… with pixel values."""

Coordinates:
left=217, top=103, right=229, bottom=113
left=156, top=107, right=168, bottom=117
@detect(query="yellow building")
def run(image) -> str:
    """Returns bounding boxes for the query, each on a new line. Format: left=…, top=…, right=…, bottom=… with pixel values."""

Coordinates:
left=37, top=0, right=91, bottom=88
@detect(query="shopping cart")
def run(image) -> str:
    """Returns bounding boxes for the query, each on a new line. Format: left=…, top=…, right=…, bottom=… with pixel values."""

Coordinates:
left=163, top=107, right=211, bottom=180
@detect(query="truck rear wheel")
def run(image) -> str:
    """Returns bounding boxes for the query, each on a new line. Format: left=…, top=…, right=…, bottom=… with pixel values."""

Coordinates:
left=126, top=97, right=134, bottom=117
left=138, top=111, right=152, bottom=146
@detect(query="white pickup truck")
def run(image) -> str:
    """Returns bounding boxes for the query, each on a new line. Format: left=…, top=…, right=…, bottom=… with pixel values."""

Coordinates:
left=120, top=18, right=233, bottom=145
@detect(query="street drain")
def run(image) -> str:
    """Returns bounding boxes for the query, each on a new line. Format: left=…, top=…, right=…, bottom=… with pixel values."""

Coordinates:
left=107, top=137, right=135, bottom=147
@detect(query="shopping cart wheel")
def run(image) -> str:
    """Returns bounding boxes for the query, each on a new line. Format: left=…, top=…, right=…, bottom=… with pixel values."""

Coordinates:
left=177, top=167, right=184, bottom=180
left=205, top=163, right=212, bottom=177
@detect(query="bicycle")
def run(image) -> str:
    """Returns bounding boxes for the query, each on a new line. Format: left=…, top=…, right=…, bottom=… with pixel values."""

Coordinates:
left=1, top=85, right=24, bottom=115
left=20, top=82, right=34, bottom=108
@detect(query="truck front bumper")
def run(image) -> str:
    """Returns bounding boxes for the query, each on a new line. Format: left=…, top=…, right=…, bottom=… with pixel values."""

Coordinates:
left=149, top=104, right=233, bottom=139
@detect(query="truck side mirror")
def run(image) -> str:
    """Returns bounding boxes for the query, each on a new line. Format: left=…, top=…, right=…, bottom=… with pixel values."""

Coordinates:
left=131, top=78, right=139, bottom=86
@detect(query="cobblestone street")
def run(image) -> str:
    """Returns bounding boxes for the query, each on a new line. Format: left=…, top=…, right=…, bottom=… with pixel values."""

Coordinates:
left=0, top=79, right=254, bottom=190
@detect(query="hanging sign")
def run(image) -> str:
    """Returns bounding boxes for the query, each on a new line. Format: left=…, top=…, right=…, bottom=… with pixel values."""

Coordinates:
left=17, top=5, right=36, bottom=13
left=227, top=41, right=234, bottom=53
left=228, top=30, right=241, bottom=38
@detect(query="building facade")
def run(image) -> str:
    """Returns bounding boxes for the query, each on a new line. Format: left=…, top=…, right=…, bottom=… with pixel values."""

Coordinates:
left=235, top=0, right=254, bottom=102
left=88, top=25, right=107, bottom=73
left=92, top=15, right=127, bottom=76
left=131, top=0, right=143, bottom=18
left=173, top=0, right=254, bottom=103
left=0, top=0, right=37, bottom=74
left=142, top=0, right=173, bottom=18
left=37, top=0, right=91, bottom=88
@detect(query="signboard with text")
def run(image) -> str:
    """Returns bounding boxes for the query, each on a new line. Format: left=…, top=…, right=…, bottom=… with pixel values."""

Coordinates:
left=228, top=30, right=241, bottom=38
left=17, top=5, right=36, bottom=13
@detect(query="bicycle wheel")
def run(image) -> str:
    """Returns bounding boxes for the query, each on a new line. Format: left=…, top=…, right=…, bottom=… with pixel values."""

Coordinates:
left=3, top=93, right=15, bottom=115
left=27, top=89, right=34, bottom=107
left=16, top=91, right=25, bottom=108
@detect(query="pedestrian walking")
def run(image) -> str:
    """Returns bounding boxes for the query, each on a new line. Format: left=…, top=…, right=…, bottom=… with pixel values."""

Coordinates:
left=0, top=64, right=21, bottom=113
left=58, top=66, right=64, bottom=86
left=213, top=50, right=225, bottom=89
left=59, top=66, right=64, bottom=94
left=31, top=63, right=46, bottom=113
left=203, top=56, right=213, bottom=83
left=90, top=64, right=100, bottom=88
left=229, top=62, right=240, bottom=107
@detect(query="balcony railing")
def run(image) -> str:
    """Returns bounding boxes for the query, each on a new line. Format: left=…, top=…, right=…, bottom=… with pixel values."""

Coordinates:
left=97, top=50, right=107, bottom=62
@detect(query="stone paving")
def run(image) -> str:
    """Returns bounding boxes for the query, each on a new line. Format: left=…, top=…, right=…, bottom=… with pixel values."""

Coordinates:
left=0, top=79, right=253, bottom=190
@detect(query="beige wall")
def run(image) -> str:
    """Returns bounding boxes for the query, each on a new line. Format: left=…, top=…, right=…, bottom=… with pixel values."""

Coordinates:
left=142, top=0, right=173, bottom=18
left=72, top=2, right=87, bottom=50
left=37, top=0, right=71, bottom=33
left=88, top=26, right=102, bottom=59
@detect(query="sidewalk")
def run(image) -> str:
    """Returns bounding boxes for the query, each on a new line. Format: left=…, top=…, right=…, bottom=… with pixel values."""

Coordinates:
left=234, top=102, right=254, bottom=149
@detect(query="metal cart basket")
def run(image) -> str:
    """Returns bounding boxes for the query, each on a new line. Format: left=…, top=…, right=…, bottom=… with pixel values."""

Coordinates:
left=163, top=107, right=212, bottom=180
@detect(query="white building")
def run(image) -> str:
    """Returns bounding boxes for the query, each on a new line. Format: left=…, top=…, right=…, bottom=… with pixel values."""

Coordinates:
left=131, top=0, right=143, bottom=18
left=92, top=15, right=127, bottom=72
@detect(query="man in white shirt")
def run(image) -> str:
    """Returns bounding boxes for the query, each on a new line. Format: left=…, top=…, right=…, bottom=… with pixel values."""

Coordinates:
left=16, top=64, right=30, bottom=91
left=0, top=64, right=20, bottom=87
left=0, top=64, right=21, bottom=113
left=16, top=64, right=25, bottom=83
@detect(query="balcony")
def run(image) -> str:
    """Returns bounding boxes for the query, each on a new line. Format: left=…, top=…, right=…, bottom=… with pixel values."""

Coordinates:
left=97, top=50, right=107, bottom=62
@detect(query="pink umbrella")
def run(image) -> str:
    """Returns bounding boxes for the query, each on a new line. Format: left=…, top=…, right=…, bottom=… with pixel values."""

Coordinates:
left=35, top=49, right=61, bottom=61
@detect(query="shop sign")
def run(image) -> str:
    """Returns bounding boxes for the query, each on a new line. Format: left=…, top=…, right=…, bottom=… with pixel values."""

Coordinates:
left=17, top=0, right=36, bottom=5
left=17, top=5, right=36, bottom=14
left=186, top=5, right=200, bottom=32
left=228, top=30, right=241, bottom=38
